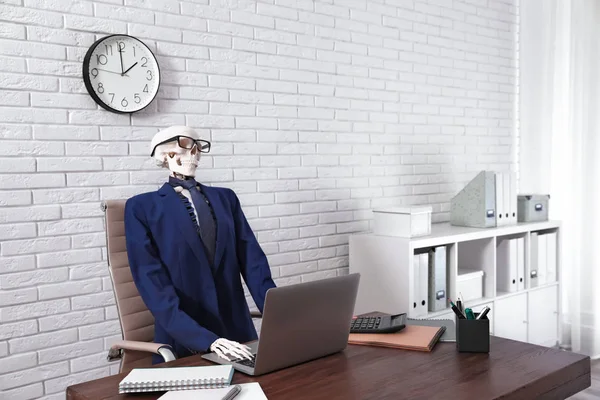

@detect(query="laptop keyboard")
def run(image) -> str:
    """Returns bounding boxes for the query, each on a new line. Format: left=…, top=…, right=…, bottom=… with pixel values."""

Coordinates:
left=233, top=355, right=256, bottom=368
left=235, top=358, right=255, bottom=368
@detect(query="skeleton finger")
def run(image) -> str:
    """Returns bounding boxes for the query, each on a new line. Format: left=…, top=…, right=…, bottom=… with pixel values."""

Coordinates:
left=221, top=345, right=243, bottom=359
left=228, top=345, right=252, bottom=360
left=223, top=342, right=252, bottom=360
left=233, top=343, right=254, bottom=359
left=213, top=346, right=231, bottom=361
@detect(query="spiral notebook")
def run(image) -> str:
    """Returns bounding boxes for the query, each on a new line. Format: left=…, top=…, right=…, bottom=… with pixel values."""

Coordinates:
left=118, top=365, right=234, bottom=394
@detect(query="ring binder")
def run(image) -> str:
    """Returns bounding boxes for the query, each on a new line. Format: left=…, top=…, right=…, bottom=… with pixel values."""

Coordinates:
left=118, top=365, right=234, bottom=394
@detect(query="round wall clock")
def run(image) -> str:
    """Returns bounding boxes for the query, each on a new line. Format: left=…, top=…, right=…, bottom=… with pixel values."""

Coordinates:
left=83, top=34, right=160, bottom=113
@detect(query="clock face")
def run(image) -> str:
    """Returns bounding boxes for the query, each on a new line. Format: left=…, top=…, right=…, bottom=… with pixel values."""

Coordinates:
left=83, top=35, right=160, bottom=113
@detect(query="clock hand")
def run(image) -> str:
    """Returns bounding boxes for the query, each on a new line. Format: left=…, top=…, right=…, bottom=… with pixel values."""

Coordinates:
left=94, top=68, right=129, bottom=76
left=118, top=45, right=124, bottom=75
left=122, top=62, right=138, bottom=75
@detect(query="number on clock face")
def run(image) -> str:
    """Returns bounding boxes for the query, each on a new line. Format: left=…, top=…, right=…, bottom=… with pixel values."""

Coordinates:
left=83, top=35, right=160, bottom=113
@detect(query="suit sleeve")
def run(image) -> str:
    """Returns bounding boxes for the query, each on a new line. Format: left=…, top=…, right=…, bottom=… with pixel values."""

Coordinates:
left=230, top=191, right=276, bottom=313
left=124, top=199, right=219, bottom=352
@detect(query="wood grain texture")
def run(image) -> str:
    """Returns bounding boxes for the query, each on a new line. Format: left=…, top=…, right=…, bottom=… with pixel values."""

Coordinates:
left=67, top=337, right=591, bottom=400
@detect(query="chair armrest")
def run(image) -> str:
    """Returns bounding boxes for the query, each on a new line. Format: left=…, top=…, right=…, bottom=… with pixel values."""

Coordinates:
left=107, top=340, right=176, bottom=363
left=250, top=310, right=262, bottom=318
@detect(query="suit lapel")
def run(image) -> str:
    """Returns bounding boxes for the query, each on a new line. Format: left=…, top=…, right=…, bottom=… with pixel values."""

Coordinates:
left=200, top=184, right=227, bottom=273
left=158, top=183, right=209, bottom=266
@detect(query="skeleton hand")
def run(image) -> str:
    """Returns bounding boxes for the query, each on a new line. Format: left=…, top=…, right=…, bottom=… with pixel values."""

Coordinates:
left=209, top=338, right=253, bottom=361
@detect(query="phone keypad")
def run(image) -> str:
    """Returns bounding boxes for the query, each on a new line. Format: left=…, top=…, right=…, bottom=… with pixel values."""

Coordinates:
left=350, top=317, right=381, bottom=331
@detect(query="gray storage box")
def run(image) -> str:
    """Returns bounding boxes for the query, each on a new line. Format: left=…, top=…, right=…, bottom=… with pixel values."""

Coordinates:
left=517, top=194, right=550, bottom=222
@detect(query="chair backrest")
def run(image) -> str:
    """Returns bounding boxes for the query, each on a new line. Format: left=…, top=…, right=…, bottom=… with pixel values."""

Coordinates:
left=103, top=199, right=155, bottom=372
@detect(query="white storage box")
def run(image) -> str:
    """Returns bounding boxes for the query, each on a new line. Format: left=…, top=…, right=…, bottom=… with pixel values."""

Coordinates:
left=457, top=269, right=484, bottom=302
left=373, top=206, right=432, bottom=238
left=518, top=194, right=550, bottom=222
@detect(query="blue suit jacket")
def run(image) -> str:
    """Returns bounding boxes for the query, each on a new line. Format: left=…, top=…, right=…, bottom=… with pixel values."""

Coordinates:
left=124, top=182, right=276, bottom=362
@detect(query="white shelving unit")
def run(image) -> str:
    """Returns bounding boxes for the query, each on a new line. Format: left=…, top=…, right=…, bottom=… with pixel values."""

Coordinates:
left=349, top=220, right=561, bottom=347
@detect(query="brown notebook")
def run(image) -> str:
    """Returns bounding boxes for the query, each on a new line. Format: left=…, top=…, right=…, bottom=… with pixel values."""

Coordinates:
left=348, top=325, right=446, bottom=352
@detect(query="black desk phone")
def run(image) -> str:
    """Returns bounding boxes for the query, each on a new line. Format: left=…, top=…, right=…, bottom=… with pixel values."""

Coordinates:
left=350, top=313, right=407, bottom=334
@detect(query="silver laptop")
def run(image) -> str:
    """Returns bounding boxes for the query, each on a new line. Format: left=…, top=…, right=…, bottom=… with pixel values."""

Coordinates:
left=201, top=273, right=360, bottom=376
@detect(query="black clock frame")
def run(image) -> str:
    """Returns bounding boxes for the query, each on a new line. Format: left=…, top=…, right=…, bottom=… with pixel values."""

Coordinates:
left=82, top=34, right=161, bottom=114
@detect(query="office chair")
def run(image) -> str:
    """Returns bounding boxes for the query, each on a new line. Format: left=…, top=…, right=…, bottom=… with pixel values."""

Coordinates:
left=101, top=199, right=175, bottom=373
left=101, top=200, right=262, bottom=373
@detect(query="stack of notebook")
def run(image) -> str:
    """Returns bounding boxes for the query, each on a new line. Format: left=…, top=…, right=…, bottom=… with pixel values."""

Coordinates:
left=348, top=324, right=446, bottom=352
left=118, top=365, right=234, bottom=394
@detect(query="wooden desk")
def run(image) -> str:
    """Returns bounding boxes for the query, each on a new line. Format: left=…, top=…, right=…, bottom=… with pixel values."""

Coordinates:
left=67, top=337, right=590, bottom=400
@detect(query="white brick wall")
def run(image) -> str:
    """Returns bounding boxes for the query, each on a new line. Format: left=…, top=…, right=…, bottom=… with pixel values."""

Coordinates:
left=0, top=0, right=518, bottom=398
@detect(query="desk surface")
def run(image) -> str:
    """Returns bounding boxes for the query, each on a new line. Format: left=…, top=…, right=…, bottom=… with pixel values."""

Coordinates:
left=67, top=336, right=590, bottom=400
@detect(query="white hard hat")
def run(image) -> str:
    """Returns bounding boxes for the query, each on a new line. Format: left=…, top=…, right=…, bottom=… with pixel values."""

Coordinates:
left=150, top=126, right=201, bottom=156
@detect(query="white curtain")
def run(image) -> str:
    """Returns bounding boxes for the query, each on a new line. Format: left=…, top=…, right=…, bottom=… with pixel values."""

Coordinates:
left=520, top=0, right=600, bottom=358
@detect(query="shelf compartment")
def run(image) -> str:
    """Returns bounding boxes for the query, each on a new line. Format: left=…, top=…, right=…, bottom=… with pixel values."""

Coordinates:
left=457, top=237, right=495, bottom=301
left=410, top=242, right=457, bottom=318
left=529, top=229, right=558, bottom=289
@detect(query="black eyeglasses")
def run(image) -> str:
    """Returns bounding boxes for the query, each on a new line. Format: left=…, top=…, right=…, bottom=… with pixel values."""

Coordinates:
left=151, top=135, right=211, bottom=156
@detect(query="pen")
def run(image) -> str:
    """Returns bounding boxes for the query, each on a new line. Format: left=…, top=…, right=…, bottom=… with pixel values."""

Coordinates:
left=449, top=300, right=466, bottom=319
left=221, top=384, right=241, bottom=400
left=456, top=298, right=463, bottom=313
left=449, top=299, right=462, bottom=313
left=465, top=308, right=475, bottom=320
left=476, top=306, right=491, bottom=320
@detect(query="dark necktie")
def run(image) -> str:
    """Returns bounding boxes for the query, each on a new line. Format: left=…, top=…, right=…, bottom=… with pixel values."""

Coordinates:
left=169, top=176, right=216, bottom=266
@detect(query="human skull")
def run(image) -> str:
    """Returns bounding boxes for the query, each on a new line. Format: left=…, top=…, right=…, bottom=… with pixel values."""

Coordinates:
left=150, top=126, right=202, bottom=178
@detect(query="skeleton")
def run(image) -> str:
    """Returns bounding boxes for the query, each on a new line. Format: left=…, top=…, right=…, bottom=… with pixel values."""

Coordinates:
left=150, top=125, right=253, bottom=361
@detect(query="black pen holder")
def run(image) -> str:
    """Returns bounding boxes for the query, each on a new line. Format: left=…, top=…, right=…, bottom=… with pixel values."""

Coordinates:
left=456, top=313, right=490, bottom=353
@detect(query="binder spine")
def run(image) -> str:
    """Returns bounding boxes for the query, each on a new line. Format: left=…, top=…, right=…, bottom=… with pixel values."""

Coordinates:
left=411, top=254, right=420, bottom=318
left=119, top=377, right=229, bottom=394
left=428, top=246, right=447, bottom=312
left=419, top=253, right=429, bottom=317
left=495, top=172, right=504, bottom=227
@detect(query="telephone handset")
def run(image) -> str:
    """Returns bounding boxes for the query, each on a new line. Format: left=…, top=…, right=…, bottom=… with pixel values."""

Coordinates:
left=350, top=313, right=407, bottom=334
